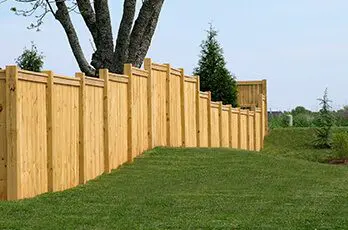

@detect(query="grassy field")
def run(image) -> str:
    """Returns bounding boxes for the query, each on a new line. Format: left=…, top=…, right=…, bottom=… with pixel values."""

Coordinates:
left=1, top=146, right=348, bottom=229
left=263, top=127, right=348, bottom=163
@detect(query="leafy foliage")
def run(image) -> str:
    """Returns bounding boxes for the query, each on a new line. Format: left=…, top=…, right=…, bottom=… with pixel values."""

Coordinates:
left=312, top=88, right=335, bottom=148
left=332, top=131, right=348, bottom=159
left=15, top=42, right=44, bottom=72
left=269, top=113, right=290, bottom=128
left=193, top=24, right=238, bottom=106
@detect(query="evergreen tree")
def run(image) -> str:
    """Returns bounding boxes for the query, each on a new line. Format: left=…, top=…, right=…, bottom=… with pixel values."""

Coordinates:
left=193, top=25, right=238, bottom=106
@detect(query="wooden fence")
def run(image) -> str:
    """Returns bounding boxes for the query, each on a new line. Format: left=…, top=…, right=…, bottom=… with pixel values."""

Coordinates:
left=0, top=59, right=266, bottom=200
left=237, top=80, right=268, bottom=134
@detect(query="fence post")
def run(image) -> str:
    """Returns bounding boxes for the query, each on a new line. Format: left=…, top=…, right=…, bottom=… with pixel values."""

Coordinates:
left=207, top=92, right=212, bottom=147
left=252, top=107, right=257, bottom=151
left=219, top=101, right=223, bottom=147
left=196, top=76, right=200, bottom=147
left=5, top=66, right=20, bottom=200
left=164, top=64, right=171, bottom=146
left=259, top=94, right=265, bottom=149
left=77, top=72, right=86, bottom=184
left=237, top=108, right=242, bottom=149
left=144, top=58, right=153, bottom=149
left=246, top=109, right=251, bottom=150
left=228, top=105, right=232, bottom=148
left=179, top=68, right=186, bottom=147
left=262, top=79, right=267, bottom=135
left=43, top=70, right=54, bottom=192
left=100, top=69, right=110, bottom=173
left=124, top=64, right=134, bottom=162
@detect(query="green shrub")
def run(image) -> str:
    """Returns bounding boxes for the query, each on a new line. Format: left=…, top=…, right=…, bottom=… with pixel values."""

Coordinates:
left=15, top=42, right=44, bottom=72
left=293, top=114, right=314, bottom=127
left=332, top=132, right=348, bottom=159
left=269, top=114, right=289, bottom=129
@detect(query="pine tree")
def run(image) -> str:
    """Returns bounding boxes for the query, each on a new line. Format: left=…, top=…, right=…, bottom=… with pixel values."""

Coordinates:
left=193, top=24, right=238, bottom=106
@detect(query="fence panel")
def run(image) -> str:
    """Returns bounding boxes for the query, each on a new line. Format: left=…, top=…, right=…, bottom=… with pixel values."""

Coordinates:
left=210, top=103, right=220, bottom=147
left=108, top=74, right=129, bottom=170
left=0, top=71, right=6, bottom=200
left=230, top=109, right=239, bottom=148
left=240, top=110, right=248, bottom=150
left=151, top=64, right=167, bottom=147
left=255, top=110, right=261, bottom=151
left=249, top=112, right=255, bottom=151
left=221, top=106, right=230, bottom=147
left=84, top=78, right=104, bottom=181
left=168, top=68, right=182, bottom=147
left=51, top=74, right=80, bottom=192
left=184, top=77, right=197, bottom=147
left=199, top=93, right=209, bottom=147
left=130, top=68, right=149, bottom=158
left=17, top=71, right=48, bottom=199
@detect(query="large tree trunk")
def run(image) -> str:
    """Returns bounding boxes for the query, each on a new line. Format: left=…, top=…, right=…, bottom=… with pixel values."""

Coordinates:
left=52, top=0, right=165, bottom=76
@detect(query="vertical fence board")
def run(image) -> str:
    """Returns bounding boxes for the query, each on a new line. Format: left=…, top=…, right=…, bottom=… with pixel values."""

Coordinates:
left=221, top=107, right=229, bottom=147
left=199, top=95, right=209, bottom=147
left=0, top=71, right=6, bottom=200
left=210, top=104, right=220, bottom=147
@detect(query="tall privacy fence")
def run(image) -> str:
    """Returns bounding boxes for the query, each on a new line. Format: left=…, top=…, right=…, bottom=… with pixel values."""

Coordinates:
left=0, top=58, right=267, bottom=200
left=237, top=80, right=268, bottom=134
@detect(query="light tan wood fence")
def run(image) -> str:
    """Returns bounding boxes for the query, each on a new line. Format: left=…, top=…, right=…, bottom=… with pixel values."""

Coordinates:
left=237, top=80, right=268, bottom=134
left=0, top=59, right=266, bottom=201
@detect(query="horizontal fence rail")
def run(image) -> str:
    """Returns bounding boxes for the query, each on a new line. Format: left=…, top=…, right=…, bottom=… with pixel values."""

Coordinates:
left=0, top=59, right=267, bottom=200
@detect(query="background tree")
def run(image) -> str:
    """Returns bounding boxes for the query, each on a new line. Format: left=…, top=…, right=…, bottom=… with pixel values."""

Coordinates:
left=313, top=88, right=335, bottom=148
left=193, top=24, right=238, bottom=106
left=15, top=42, right=44, bottom=72
left=7, top=0, right=165, bottom=76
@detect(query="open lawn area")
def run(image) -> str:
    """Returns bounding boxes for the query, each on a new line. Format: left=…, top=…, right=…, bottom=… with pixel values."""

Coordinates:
left=1, top=143, right=348, bottom=229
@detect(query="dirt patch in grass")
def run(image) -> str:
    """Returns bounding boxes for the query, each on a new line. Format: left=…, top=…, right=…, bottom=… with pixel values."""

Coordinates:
left=327, top=158, right=348, bottom=165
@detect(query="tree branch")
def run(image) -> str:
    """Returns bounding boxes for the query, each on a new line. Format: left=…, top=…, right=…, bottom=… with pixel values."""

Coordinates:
left=127, top=0, right=163, bottom=64
left=134, top=0, right=164, bottom=67
left=76, top=0, right=98, bottom=41
left=55, top=0, right=95, bottom=76
left=113, top=0, right=136, bottom=73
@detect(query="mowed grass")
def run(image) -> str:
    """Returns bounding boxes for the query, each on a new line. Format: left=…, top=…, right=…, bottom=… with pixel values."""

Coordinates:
left=1, top=147, right=348, bottom=229
left=263, top=127, right=348, bottom=163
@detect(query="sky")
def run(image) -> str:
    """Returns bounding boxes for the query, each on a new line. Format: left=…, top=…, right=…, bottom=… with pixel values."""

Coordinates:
left=0, top=0, right=348, bottom=111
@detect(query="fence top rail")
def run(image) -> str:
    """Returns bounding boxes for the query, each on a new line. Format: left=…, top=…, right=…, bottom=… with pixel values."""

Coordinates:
left=18, top=70, right=48, bottom=84
left=19, top=69, right=48, bottom=78
left=85, top=76, right=104, bottom=88
left=231, top=108, right=240, bottom=113
left=170, top=67, right=181, bottom=76
left=184, top=76, right=197, bottom=83
left=199, top=92, right=208, bottom=99
left=255, top=108, right=262, bottom=113
left=54, top=74, right=80, bottom=82
left=109, top=73, right=129, bottom=84
left=237, top=80, right=263, bottom=85
left=132, top=67, right=148, bottom=78
left=0, top=69, right=5, bottom=73
left=152, top=63, right=167, bottom=72
left=222, top=105, right=232, bottom=111
left=240, top=109, right=249, bottom=115
left=249, top=111, right=255, bottom=116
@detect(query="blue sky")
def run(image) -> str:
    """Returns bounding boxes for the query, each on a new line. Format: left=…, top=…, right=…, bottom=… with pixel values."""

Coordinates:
left=1, top=0, right=348, bottom=111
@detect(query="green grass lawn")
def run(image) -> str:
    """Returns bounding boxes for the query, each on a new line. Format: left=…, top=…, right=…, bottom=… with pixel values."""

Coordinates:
left=263, top=127, right=348, bottom=163
left=1, top=147, right=348, bottom=229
